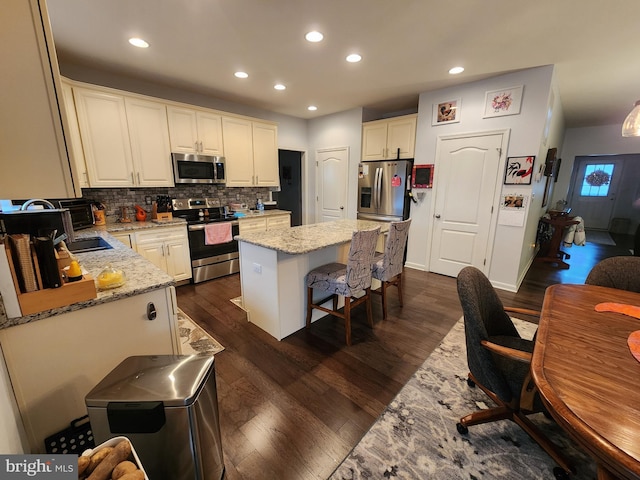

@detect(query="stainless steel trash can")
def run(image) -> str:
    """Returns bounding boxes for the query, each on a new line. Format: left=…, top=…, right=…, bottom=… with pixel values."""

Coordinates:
left=85, top=355, right=224, bottom=480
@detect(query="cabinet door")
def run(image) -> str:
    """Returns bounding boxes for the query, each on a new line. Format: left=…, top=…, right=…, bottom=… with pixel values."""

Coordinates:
left=362, top=122, right=388, bottom=161
left=110, top=232, right=133, bottom=249
left=239, top=217, right=267, bottom=234
left=222, top=116, right=255, bottom=187
left=253, top=122, right=279, bottom=186
left=60, top=82, right=89, bottom=188
left=136, top=240, right=167, bottom=272
left=164, top=239, right=192, bottom=281
left=386, top=116, right=417, bottom=159
left=74, top=88, right=135, bottom=187
left=266, top=214, right=291, bottom=230
left=167, top=106, right=198, bottom=154
left=197, top=111, right=224, bottom=156
left=125, top=97, right=174, bottom=187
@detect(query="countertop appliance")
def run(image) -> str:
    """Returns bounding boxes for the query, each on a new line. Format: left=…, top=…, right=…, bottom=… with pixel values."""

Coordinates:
left=86, top=355, right=225, bottom=480
left=172, top=197, right=239, bottom=283
left=357, top=159, right=413, bottom=222
left=0, top=206, right=75, bottom=243
left=172, top=153, right=226, bottom=184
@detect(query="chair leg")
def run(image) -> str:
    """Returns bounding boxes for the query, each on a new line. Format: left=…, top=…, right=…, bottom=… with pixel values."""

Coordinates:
left=306, top=287, right=313, bottom=328
left=344, top=296, right=352, bottom=346
left=365, top=288, right=373, bottom=328
left=332, top=294, right=338, bottom=312
left=397, top=271, right=404, bottom=307
left=381, top=281, right=388, bottom=320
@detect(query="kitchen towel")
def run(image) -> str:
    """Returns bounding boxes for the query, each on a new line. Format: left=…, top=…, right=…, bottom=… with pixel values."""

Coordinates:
left=204, top=223, right=232, bottom=245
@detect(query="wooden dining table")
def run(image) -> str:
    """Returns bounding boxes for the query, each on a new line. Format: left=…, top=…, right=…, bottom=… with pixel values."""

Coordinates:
left=532, top=284, right=640, bottom=480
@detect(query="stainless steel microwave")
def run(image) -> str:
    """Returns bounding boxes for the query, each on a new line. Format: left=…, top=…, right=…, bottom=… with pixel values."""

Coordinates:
left=172, top=153, right=226, bottom=184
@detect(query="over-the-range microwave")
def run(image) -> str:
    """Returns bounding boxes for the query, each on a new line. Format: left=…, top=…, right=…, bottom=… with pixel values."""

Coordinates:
left=172, top=153, right=226, bottom=184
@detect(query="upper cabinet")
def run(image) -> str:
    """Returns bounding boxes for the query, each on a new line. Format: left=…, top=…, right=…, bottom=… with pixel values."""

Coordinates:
left=223, top=117, right=279, bottom=187
left=60, top=81, right=89, bottom=188
left=0, top=0, right=78, bottom=198
left=362, top=114, right=417, bottom=161
left=167, top=107, right=223, bottom=156
left=72, top=86, right=173, bottom=188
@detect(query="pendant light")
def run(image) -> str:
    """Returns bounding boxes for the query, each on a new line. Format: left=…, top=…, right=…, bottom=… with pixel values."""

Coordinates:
left=621, top=100, right=640, bottom=137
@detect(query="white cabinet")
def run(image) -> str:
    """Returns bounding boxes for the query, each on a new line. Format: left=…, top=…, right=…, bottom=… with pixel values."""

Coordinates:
left=125, top=97, right=174, bottom=187
left=73, top=87, right=135, bottom=187
left=110, top=232, right=136, bottom=250
left=60, top=81, right=89, bottom=188
left=223, top=117, right=279, bottom=187
left=167, top=106, right=223, bottom=156
left=134, top=227, right=192, bottom=282
left=362, top=114, right=417, bottom=161
left=239, top=214, right=291, bottom=234
left=0, top=286, right=179, bottom=452
left=0, top=0, right=77, bottom=198
left=266, top=214, right=291, bottom=231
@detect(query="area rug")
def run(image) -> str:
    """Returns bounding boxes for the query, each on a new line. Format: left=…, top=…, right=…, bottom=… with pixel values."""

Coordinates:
left=330, top=318, right=596, bottom=480
left=586, top=229, right=616, bottom=246
left=177, top=308, right=225, bottom=355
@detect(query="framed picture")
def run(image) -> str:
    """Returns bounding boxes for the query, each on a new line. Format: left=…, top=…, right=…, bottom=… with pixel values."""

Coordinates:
left=483, top=85, right=524, bottom=118
left=504, top=156, right=534, bottom=185
left=432, top=98, right=461, bottom=125
left=411, top=164, right=434, bottom=188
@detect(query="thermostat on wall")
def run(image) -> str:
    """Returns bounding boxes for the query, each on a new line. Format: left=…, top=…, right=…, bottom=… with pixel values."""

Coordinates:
left=412, top=164, right=434, bottom=188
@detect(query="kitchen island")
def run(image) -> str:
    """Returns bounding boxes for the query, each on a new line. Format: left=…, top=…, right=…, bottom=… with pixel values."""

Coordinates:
left=0, top=228, right=180, bottom=453
left=235, top=219, right=388, bottom=341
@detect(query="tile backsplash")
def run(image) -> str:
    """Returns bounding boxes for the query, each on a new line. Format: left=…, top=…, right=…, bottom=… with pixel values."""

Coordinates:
left=83, top=185, right=275, bottom=219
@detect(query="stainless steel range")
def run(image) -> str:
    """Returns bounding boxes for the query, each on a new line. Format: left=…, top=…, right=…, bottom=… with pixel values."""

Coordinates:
left=172, top=197, right=239, bottom=283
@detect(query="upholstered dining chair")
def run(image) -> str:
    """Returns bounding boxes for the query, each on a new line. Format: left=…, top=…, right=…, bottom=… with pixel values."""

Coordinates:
left=371, top=218, right=411, bottom=320
left=456, top=266, right=574, bottom=479
left=585, top=256, right=640, bottom=293
left=305, top=227, right=381, bottom=345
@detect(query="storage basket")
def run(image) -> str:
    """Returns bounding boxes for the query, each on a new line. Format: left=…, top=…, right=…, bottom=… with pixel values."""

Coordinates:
left=44, top=414, right=95, bottom=455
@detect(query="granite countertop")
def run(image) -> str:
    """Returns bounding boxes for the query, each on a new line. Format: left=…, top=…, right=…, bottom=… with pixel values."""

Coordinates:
left=0, top=227, right=175, bottom=330
left=235, top=219, right=388, bottom=255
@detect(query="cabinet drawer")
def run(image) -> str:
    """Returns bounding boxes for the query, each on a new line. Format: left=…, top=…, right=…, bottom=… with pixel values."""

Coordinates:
left=239, top=217, right=267, bottom=234
left=135, top=226, right=187, bottom=243
left=266, top=215, right=291, bottom=230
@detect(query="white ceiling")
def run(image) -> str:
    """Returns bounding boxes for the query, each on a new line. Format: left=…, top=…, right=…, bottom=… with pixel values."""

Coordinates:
left=46, top=0, right=640, bottom=127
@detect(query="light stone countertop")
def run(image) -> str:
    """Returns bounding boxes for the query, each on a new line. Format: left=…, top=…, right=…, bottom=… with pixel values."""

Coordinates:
left=235, top=219, right=389, bottom=255
left=0, top=227, right=175, bottom=330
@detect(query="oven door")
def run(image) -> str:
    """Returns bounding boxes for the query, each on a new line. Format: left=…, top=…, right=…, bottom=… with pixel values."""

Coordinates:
left=187, top=221, right=240, bottom=282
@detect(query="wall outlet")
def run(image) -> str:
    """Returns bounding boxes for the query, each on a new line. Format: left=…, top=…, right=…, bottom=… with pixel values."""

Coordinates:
left=145, top=196, right=152, bottom=205
left=253, top=263, right=262, bottom=274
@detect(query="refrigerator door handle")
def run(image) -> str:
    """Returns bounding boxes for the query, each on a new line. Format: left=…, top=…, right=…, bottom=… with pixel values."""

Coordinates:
left=375, top=167, right=383, bottom=210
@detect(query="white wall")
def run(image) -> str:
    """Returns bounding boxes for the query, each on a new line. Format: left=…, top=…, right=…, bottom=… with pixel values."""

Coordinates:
left=410, top=66, right=556, bottom=290
left=0, top=345, right=27, bottom=453
left=307, top=108, right=363, bottom=223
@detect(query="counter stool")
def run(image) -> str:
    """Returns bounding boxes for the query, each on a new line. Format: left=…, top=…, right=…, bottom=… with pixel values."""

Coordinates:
left=305, top=227, right=380, bottom=345
left=372, top=219, right=411, bottom=320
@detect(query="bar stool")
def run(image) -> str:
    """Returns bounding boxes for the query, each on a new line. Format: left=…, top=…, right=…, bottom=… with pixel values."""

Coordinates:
left=372, top=218, right=411, bottom=320
left=305, top=227, right=381, bottom=345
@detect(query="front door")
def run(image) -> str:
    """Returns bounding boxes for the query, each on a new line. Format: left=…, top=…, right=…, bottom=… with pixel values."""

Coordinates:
left=316, top=147, right=349, bottom=222
left=569, top=157, right=622, bottom=230
left=429, top=132, right=507, bottom=277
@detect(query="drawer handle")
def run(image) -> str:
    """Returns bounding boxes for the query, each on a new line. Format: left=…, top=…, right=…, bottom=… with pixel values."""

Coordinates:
left=147, top=302, right=157, bottom=320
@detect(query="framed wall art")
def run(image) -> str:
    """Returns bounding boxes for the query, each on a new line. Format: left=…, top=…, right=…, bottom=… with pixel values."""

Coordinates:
left=483, top=85, right=524, bottom=118
left=504, top=156, right=534, bottom=185
left=432, top=98, right=461, bottom=125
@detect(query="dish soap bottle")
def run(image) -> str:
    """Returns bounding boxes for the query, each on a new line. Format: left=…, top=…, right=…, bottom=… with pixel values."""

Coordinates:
left=67, top=260, right=83, bottom=282
left=256, top=198, right=264, bottom=211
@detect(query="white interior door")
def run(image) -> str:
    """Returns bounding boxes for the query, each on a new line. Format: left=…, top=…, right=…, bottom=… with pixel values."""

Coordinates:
left=316, top=147, right=349, bottom=222
left=429, top=132, right=505, bottom=277
left=569, top=157, right=622, bottom=230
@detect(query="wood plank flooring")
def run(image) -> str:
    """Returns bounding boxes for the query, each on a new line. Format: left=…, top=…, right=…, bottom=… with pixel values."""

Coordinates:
left=175, top=234, right=635, bottom=480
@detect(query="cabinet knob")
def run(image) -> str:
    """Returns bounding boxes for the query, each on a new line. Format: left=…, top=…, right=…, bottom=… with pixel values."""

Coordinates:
left=435, top=214, right=441, bottom=218
left=146, top=302, right=157, bottom=320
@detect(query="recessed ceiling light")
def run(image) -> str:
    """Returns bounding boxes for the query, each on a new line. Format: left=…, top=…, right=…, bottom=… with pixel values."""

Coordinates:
left=274, top=84, right=286, bottom=91
left=308, top=105, right=318, bottom=111
left=128, top=38, right=149, bottom=48
left=234, top=71, right=249, bottom=79
left=449, top=66, right=464, bottom=75
left=305, top=31, right=324, bottom=43
left=346, top=54, right=362, bottom=63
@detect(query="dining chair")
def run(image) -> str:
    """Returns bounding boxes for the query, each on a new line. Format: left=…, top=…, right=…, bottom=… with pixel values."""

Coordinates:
left=456, top=266, right=574, bottom=479
left=585, top=256, right=640, bottom=293
left=305, top=227, right=380, bottom=345
left=371, top=218, right=411, bottom=320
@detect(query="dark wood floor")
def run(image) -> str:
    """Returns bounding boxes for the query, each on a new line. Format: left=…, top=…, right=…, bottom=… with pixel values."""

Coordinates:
left=176, top=232, right=635, bottom=480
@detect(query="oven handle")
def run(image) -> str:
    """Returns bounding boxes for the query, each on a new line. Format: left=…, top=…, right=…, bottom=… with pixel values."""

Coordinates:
left=188, top=221, right=239, bottom=231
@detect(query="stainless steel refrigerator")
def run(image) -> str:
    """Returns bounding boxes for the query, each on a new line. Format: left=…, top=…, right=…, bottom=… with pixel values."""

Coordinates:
left=357, top=159, right=412, bottom=222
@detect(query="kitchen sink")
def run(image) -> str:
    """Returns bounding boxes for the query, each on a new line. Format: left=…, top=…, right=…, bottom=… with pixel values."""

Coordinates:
left=66, top=236, right=113, bottom=253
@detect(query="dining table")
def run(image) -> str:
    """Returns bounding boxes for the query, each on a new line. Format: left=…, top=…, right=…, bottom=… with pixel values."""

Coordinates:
left=531, top=283, right=640, bottom=480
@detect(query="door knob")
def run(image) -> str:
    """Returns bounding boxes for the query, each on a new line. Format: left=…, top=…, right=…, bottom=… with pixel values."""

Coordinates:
left=146, top=302, right=157, bottom=320
left=435, top=214, right=441, bottom=218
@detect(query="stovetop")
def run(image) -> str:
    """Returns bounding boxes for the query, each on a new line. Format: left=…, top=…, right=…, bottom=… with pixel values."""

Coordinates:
left=171, top=197, right=237, bottom=224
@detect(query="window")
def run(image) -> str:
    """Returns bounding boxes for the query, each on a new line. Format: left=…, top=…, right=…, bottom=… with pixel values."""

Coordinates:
left=580, top=163, right=614, bottom=197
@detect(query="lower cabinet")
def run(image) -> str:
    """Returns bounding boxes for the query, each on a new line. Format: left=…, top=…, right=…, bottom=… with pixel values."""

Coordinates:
left=238, top=214, right=291, bottom=234
left=0, top=286, right=179, bottom=453
left=134, top=227, right=192, bottom=282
